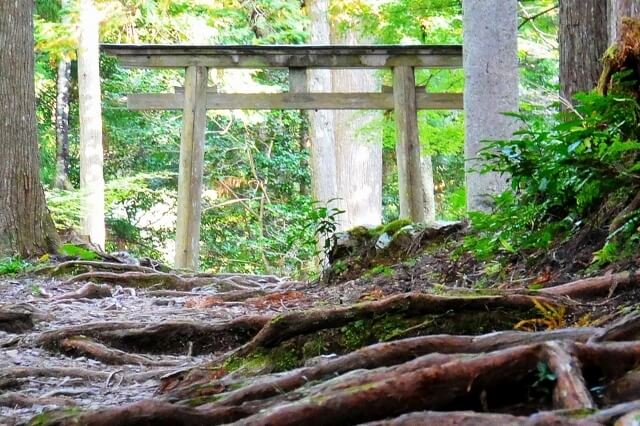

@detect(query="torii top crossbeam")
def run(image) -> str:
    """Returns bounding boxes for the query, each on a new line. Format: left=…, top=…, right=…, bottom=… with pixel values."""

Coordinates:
left=101, top=44, right=462, bottom=68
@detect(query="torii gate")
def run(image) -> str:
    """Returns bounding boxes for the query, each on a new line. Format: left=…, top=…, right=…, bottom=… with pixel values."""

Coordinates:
left=101, top=44, right=463, bottom=270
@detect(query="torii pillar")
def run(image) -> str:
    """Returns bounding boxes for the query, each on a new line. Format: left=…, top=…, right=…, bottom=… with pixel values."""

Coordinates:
left=174, top=66, right=208, bottom=270
left=463, top=0, right=519, bottom=212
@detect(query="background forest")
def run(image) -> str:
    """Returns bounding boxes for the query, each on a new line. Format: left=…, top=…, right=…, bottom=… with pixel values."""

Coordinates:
left=33, top=0, right=558, bottom=276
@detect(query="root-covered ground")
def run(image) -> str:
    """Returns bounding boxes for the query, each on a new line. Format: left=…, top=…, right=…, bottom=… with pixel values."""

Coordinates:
left=3, top=225, right=640, bottom=425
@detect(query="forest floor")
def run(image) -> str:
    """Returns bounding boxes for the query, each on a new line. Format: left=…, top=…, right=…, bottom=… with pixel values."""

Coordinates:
left=2, top=223, right=640, bottom=425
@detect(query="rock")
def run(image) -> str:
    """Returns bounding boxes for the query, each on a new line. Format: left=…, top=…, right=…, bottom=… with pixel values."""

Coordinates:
left=375, top=233, right=393, bottom=251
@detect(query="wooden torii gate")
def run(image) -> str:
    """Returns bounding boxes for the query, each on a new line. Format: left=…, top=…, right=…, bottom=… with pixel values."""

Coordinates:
left=101, top=44, right=463, bottom=270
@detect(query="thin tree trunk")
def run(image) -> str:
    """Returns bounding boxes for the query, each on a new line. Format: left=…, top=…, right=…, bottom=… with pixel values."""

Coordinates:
left=609, top=0, right=640, bottom=43
left=78, top=0, right=105, bottom=248
left=54, top=59, right=72, bottom=190
left=54, top=0, right=72, bottom=190
left=0, top=0, right=58, bottom=257
left=331, top=28, right=383, bottom=230
left=559, top=0, right=608, bottom=103
left=306, top=0, right=340, bottom=217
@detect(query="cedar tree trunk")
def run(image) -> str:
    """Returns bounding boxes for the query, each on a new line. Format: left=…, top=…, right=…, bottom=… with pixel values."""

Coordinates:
left=0, top=0, right=58, bottom=257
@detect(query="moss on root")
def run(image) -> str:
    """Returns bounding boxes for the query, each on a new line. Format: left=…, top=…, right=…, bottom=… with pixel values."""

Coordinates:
left=28, top=408, right=83, bottom=426
left=219, top=305, right=538, bottom=375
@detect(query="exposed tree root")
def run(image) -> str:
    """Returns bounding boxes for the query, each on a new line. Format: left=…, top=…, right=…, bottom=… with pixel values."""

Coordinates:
left=586, top=400, right=640, bottom=423
left=145, top=288, right=267, bottom=302
left=1, top=366, right=112, bottom=383
left=20, top=263, right=640, bottom=424
left=59, top=337, right=179, bottom=366
left=36, top=317, right=271, bottom=356
left=31, top=336, right=640, bottom=425
left=164, top=327, right=598, bottom=403
left=230, top=345, right=536, bottom=425
left=0, top=366, right=173, bottom=384
left=541, top=270, right=640, bottom=299
left=539, top=341, right=594, bottom=409
left=589, top=312, right=640, bottom=342
left=0, top=392, right=76, bottom=409
left=222, top=342, right=640, bottom=425
left=158, top=292, right=574, bottom=394
left=52, top=283, right=112, bottom=301
left=62, top=271, right=211, bottom=290
left=0, top=305, right=33, bottom=333
left=232, top=292, right=562, bottom=356
left=36, top=261, right=161, bottom=277
left=36, top=400, right=254, bottom=426
left=41, top=343, right=582, bottom=425
left=61, top=270, right=281, bottom=293
left=362, top=411, right=599, bottom=426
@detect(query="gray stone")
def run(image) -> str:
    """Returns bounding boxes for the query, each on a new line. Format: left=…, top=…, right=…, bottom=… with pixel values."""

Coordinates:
left=375, top=232, right=393, bottom=251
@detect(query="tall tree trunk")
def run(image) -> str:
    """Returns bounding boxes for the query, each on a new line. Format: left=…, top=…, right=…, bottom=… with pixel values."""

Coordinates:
left=78, top=0, right=105, bottom=248
left=54, top=0, right=72, bottom=190
left=54, top=59, right=72, bottom=190
left=0, top=0, right=58, bottom=257
left=463, top=0, right=519, bottom=212
left=306, top=0, right=340, bottom=218
left=331, top=29, right=383, bottom=230
left=609, top=0, right=640, bottom=43
left=559, top=0, right=608, bottom=103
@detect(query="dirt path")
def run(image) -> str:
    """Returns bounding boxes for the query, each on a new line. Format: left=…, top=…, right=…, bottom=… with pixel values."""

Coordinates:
left=0, top=269, right=315, bottom=425
left=4, top=258, right=640, bottom=425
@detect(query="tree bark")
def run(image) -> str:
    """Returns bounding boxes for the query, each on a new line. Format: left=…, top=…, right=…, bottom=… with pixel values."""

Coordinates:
left=54, top=60, right=72, bottom=190
left=306, top=0, right=340, bottom=219
left=559, top=0, right=608, bottom=103
left=54, top=0, right=73, bottom=190
left=421, top=155, right=436, bottom=222
left=331, top=27, right=383, bottom=229
left=0, top=0, right=58, bottom=257
left=609, top=0, right=640, bottom=43
left=78, top=0, right=106, bottom=249
left=463, top=0, right=518, bottom=212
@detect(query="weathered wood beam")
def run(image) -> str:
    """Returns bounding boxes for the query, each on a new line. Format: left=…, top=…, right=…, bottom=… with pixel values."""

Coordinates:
left=174, top=86, right=218, bottom=94
left=174, top=66, right=208, bottom=271
left=126, top=92, right=463, bottom=111
left=288, top=68, right=307, bottom=93
left=101, top=44, right=462, bottom=69
left=394, top=66, right=426, bottom=223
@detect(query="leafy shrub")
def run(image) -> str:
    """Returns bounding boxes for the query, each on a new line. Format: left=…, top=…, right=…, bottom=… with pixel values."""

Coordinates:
left=466, top=92, right=640, bottom=259
left=0, top=257, right=30, bottom=276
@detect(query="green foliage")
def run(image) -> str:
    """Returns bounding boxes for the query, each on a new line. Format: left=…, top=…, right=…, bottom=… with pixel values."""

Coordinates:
left=533, top=361, right=557, bottom=389
left=483, top=94, right=640, bottom=217
left=59, top=244, right=100, bottom=260
left=0, top=257, right=30, bottom=276
left=467, top=92, right=640, bottom=260
left=308, top=202, right=345, bottom=263
left=364, top=265, right=394, bottom=278
left=31, top=0, right=563, bottom=277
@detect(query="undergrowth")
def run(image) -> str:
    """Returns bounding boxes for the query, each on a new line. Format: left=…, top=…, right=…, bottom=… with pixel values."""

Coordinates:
left=464, top=91, right=640, bottom=265
left=0, top=257, right=30, bottom=276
